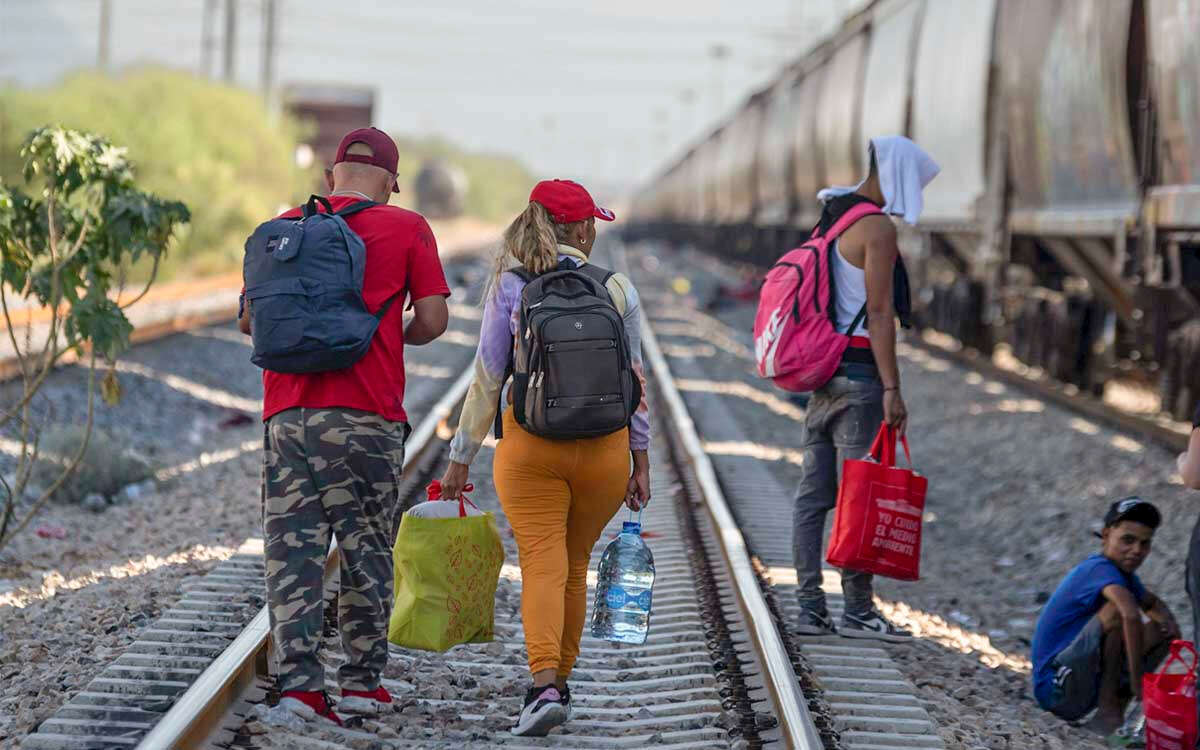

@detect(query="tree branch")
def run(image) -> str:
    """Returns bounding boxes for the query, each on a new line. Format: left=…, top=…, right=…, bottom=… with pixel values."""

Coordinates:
left=118, top=253, right=161, bottom=310
left=0, top=350, right=98, bottom=551
left=0, top=278, right=31, bottom=383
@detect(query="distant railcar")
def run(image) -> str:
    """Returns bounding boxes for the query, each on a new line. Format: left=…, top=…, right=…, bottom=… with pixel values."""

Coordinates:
left=628, top=0, right=1200, bottom=418
left=282, top=84, right=375, bottom=191
left=414, top=160, right=468, bottom=220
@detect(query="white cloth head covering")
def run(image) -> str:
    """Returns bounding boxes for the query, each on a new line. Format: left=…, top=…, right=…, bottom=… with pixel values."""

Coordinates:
left=815, top=136, right=940, bottom=225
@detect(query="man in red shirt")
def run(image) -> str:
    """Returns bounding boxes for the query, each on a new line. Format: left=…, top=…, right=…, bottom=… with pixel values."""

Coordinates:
left=239, top=127, right=450, bottom=725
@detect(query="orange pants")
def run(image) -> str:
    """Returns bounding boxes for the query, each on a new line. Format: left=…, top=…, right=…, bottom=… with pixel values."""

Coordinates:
left=493, top=408, right=629, bottom=678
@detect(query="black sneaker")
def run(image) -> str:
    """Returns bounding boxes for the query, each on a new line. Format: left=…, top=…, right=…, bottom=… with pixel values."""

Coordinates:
left=511, top=684, right=568, bottom=737
left=795, top=607, right=837, bottom=636
left=559, top=683, right=572, bottom=720
left=840, top=610, right=912, bottom=642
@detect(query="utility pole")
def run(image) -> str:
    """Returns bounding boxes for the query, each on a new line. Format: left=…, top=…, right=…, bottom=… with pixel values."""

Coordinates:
left=222, top=0, right=237, bottom=83
left=679, top=88, right=697, bottom=139
left=709, top=44, right=731, bottom=119
left=260, top=0, right=277, bottom=98
left=97, top=0, right=112, bottom=71
left=200, top=0, right=217, bottom=77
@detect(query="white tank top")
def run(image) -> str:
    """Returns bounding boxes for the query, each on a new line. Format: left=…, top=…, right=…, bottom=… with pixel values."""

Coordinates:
left=831, top=239, right=868, bottom=337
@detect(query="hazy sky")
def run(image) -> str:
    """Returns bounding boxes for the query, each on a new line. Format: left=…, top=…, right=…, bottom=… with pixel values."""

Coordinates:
left=0, top=0, right=863, bottom=194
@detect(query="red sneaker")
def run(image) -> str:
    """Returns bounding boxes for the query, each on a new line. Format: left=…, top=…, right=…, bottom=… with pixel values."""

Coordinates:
left=267, top=690, right=343, bottom=726
left=339, top=685, right=392, bottom=715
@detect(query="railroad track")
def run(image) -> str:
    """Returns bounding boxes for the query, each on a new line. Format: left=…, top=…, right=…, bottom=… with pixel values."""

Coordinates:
left=14, top=237, right=976, bottom=750
left=20, top=284, right=834, bottom=748
left=903, top=332, right=1191, bottom=455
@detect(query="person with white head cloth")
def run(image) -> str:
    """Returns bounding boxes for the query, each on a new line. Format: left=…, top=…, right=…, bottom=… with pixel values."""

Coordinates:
left=793, top=135, right=939, bottom=641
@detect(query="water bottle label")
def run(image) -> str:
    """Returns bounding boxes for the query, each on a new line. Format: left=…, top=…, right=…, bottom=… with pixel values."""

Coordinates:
left=604, top=586, right=652, bottom=612
left=634, top=589, right=652, bottom=611
left=605, top=586, right=627, bottom=609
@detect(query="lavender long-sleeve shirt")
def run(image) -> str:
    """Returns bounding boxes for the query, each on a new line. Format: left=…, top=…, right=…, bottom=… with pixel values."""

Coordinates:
left=448, top=245, right=650, bottom=465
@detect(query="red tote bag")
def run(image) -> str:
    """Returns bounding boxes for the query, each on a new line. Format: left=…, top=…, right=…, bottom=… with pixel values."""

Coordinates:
left=826, top=423, right=927, bottom=581
left=1145, top=640, right=1198, bottom=750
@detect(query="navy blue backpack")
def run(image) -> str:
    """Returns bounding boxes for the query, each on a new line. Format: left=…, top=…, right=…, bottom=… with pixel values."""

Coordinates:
left=242, top=195, right=399, bottom=374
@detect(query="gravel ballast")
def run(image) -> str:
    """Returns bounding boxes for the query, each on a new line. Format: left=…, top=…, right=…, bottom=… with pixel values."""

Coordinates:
left=621, top=239, right=1196, bottom=750
left=0, top=264, right=483, bottom=747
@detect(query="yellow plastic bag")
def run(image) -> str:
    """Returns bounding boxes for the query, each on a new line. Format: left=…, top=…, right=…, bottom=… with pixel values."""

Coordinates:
left=387, top=489, right=505, bottom=653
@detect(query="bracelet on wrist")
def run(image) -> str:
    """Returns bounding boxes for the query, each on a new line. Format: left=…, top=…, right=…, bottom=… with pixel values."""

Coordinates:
left=883, top=386, right=900, bottom=392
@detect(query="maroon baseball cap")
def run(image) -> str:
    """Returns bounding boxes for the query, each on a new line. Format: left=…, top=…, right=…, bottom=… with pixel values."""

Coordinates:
left=529, top=179, right=616, bottom=224
left=334, top=127, right=400, bottom=193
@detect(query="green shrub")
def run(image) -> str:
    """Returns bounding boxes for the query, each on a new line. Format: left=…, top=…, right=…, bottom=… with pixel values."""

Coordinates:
left=0, top=68, right=314, bottom=282
left=30, top=426, right=155, bottom=505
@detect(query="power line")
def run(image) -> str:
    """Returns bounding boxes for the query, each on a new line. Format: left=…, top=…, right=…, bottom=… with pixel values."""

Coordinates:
left=97, top=0, right=111, bottom=69
left=260, top=0, right=275, bottom=97
left=222, top=0, right=236, bottom=82
left=200, top=0, right=217, bottom=76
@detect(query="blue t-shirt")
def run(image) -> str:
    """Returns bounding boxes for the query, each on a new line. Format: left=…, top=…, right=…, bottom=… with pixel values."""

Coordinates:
left=1031, top=554, right=1147, bottom=707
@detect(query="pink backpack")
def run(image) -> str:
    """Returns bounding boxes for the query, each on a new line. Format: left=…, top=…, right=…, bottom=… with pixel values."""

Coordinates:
left=753, top=202, right=882, bottom=392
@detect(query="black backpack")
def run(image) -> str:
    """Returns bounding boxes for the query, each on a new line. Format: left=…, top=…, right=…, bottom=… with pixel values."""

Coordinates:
left=495, top=260, right=642, bottom=440
left=242, top=195, right=400, bottom=374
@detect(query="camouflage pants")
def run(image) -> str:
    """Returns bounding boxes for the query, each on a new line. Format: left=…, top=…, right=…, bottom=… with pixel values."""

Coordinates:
left=262, top=407, right=408, bottom=694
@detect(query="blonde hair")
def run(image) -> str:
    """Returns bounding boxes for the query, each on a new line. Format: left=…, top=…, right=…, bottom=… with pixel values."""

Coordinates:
left=486, top=202, right=581, bottom=300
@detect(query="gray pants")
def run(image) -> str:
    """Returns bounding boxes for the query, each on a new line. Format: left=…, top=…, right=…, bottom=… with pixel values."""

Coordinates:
left=1045, top=615, right=1105, bottom=721
left=793, top=376, right=884, bottom=617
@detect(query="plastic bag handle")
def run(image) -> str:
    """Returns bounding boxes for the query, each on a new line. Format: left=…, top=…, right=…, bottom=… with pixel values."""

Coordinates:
left=898, top=433, right=913, bottom=468
left=1162, top=639, right=1199, bottom=675
left=868, top=423, right=896, bottom=467
left=425, top=480, right=479, bottom=518
left=868, top=423, right=913, bottom=469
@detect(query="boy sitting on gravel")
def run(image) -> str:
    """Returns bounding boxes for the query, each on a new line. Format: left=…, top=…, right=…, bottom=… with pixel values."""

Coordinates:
left=1031, top=497, right=1180, bottom=735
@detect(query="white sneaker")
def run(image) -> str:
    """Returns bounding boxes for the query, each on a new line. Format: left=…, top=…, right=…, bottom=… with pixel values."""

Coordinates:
left=511, top=685, right=568, bottom=737
left=339, top=686, right=392, bottom=716
left=840, top=610, right=913, bottom=643
left=260, top=691, right=344, bottom=728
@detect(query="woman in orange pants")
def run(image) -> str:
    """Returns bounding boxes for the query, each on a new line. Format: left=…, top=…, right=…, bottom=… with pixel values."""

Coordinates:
left=439, top=179, right=650, bottom=737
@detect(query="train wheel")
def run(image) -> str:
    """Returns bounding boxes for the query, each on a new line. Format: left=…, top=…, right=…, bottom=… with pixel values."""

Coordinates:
left=1179, top=325, right=1200, bottom=422
left=1025, top=299, right=1047, bottom=371
left=1160, top=336, right=1182, bottom=420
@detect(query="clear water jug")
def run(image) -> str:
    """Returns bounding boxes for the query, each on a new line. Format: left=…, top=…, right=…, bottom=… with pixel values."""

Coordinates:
left=590, top=516, right=655, bottom=644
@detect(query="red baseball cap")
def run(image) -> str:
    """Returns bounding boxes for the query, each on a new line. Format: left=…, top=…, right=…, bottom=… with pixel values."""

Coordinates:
left=529, top=179, right=616, bottom=224
left=334, top=127, right=400, bottom=193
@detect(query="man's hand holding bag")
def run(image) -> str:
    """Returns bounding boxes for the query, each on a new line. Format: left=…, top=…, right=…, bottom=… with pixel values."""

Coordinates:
left=827, top=423, right=927, bottom=581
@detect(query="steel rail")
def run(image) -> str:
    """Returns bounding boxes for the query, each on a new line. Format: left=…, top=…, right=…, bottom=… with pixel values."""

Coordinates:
left=0, top=306, right=238, bottom=383
left=906, top=333, right=1191, bottom=454
left=136, top=365, right=476, bottom=750
left=640, top=317, right=824, bottom=750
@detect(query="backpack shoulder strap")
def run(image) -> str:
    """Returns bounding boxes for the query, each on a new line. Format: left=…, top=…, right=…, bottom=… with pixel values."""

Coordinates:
left=575, top=262, right=626, bottom=315
left=302, top=194, right=334, bottom=218
left=824, top=202, right=883, bottom=242
left=493, top=267, right=533, bottom=441
left=824, top=202, right=881, bottom=334
left=333, top=200, right=378, bottom=218
left=574, top=262, right=615, bottom=288
left=374, top=290, right=403, bottom=320
left=508, top=266, right=535, bottom=284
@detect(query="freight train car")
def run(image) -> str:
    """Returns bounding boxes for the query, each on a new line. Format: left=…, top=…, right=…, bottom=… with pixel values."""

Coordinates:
left=282, top=84, right=375, bottom=192
left=628, top=0, right=1200, bottom=418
